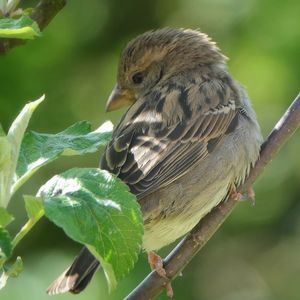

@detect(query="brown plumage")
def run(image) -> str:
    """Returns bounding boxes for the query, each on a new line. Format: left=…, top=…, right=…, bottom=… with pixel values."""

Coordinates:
left=47, top=28, right=262, bottom=295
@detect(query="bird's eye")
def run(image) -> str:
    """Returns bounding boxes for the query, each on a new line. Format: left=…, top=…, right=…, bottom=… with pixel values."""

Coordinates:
left=132, top=72, right=144, bottom=84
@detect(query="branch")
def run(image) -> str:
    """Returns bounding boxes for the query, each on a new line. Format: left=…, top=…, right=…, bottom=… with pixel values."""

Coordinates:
left=0, top=0, right=67, bottom=54
left=125, top=92, right=300, bottom=300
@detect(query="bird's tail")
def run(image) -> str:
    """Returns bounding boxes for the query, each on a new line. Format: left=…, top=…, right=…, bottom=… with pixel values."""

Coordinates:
left=47, top=247, right=100, bottom=295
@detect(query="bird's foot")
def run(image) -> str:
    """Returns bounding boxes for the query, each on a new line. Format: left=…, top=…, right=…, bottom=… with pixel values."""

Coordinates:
left=148, top=251, right=166, bottom=277
left=229, top=184, right=256, bottom=206
left=229, top=184, right=242, bottom=201
left=148, top=251, right=173, bottom=298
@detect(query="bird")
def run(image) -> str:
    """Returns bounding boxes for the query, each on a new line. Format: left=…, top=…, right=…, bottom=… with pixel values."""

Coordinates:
left=46, top=28, right=263, bottom=296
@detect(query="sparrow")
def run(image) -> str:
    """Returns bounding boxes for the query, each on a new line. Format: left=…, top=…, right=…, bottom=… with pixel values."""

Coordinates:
left=47, top=28, right=262, bottom=295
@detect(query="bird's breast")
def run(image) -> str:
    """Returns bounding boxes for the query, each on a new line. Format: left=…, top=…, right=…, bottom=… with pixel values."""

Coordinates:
left=140, top=114, right=261, bottom=251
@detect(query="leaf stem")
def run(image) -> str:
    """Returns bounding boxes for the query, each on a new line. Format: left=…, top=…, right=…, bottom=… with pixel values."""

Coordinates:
left=11, top=173, right=32, bottom=197
left=11, top=210, right=44, bottom=249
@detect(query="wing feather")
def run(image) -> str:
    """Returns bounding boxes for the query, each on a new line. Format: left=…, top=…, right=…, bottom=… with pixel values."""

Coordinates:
left=100, top=78, right=240, bottom=198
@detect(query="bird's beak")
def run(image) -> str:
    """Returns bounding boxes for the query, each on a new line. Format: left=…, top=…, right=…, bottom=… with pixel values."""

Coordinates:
left=105, top=85, right=135, bottom=112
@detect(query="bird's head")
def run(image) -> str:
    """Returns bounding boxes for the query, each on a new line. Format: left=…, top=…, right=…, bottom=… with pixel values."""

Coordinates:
left=106, top=28, right=227, bottom=111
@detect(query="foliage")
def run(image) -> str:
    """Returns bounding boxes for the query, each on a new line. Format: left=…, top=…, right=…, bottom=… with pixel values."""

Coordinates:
left=0, top=16, right=41, bottom=39
left=40, top=168, right=143, bottom=290
left=0, top=0, right=41, bottom=39
left=0, top=98, right=143, bottom=291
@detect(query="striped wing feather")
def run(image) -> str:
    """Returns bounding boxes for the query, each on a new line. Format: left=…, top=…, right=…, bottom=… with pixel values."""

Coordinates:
left=101, top=79, right=239, bottom=198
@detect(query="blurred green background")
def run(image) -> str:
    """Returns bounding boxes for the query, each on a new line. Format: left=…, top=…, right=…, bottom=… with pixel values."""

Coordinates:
left=1, top=0, right=300, bottom=299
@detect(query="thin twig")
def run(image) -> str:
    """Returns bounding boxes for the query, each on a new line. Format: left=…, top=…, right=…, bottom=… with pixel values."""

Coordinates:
left=125, top=92, right=300, bottom=300
left=0, top=0, right=67, bottom=54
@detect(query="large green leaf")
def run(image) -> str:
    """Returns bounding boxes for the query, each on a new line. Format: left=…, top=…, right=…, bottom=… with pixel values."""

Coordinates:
left=39, top=168, right=143, bottom=290
left=0, top=16, right=41, bottom=39
left=0, top=96, right=44, bottom=208
left=15, top=121, right=113, bottom=192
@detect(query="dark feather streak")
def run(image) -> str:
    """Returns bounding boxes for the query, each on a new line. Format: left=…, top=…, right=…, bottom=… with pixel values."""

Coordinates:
left=167, top=122, right=186, bottom=140
left=178, top=88, right=192, bottom=118
left=225, top=112, right=239, bottom=134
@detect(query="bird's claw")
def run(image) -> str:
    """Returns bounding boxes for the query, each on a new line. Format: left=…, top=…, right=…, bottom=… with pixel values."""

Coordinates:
left=148, top=251, right=167, bottom=277
left=148, top=251, right=173, bottom=298
left=229, top=184, right=243, bottom=201
left=229, top=185, right=256, bottom=206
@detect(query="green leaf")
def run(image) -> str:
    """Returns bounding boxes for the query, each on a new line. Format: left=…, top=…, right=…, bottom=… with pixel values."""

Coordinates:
left=0, top=124, right=11, bottom=171
left=15, top=120, right=113, bottom=192
left=23, top=195, right=44, bottom=220
left=39, top=168, right=143, bottom=290
left=0, top=228, right=12, bottom=263
left=0, top=208, right=14, bottom=227
left=0, top=96, right=44, bottom=208
left=24, top=195, right=44, bottom=220
left=0, top=257, right=23, bottom=290
left=6, top=256, right=23, bottom=277
left=0, top=16, right=41, bottom=39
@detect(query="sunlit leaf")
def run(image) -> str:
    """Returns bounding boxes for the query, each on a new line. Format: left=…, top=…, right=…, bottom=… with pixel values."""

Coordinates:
left=0, top=125, right=11, bottom=171
left=0, top=16, right=41, bottom=39
left=0, top=208, right=14, bottom=228
left=24, top=195, right=44, bottom=220
left=39, top=168, right=143, bottom=290
left=15, top=120, right=113, bottom=192
left=0, top=96, right=44, bottom=208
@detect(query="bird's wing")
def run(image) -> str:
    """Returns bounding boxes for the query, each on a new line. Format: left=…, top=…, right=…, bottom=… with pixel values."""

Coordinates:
left=101, top=78, right=241, bottom=198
